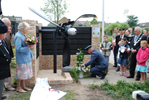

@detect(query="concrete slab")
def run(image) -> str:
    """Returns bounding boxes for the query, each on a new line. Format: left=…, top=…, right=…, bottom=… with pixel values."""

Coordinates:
left=37, top=69, right=73, bottom=84
left=79, top=69, right=137, bottom=85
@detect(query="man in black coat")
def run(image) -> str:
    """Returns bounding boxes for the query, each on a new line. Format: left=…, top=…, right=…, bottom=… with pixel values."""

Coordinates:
left=0, top=20, right=11, bottom=100
left=115, top=28, right=128, bottom=71
left=127, top=27, right=147, bottom=81
left=2, top=18, right=15, bottom=91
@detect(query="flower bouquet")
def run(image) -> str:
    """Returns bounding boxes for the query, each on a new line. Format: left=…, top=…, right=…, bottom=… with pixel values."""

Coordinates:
left=24, top=35, right=38, bottom=47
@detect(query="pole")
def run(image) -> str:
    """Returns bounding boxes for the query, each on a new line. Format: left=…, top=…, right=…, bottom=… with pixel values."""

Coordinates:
left=102, top=0, right=104, bottom=43
left=53, top=31, right=57, bottom=73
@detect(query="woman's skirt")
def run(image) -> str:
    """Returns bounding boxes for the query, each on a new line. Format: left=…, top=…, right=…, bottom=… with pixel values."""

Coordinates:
left=16, top=62, right=33, bottom=80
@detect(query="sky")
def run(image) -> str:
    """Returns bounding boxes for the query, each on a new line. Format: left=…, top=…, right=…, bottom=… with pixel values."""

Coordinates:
left=1, top=0, right=149, bottom=26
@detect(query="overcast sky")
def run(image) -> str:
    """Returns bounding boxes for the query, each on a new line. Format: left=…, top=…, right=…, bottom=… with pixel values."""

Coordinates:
left=2, top=0, right=149, bottom=26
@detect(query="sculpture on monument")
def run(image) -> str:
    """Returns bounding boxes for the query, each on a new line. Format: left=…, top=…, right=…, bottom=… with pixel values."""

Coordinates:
left=28, top=7, right=97, bottom=71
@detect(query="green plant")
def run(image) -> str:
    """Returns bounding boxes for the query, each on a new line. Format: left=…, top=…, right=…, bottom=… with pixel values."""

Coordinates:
left=13, top=77, right=17, bottom=85
left=70, top=49, right=86, bottom=82
left=75, top=49, right=85, bottom=67
left=99, top=80, right=149, bottom=100
left=90, top=80, right=98, bottom=90
left=70, top=67, right=79, bottom=82
left=64, top=90, right=76, bottom=100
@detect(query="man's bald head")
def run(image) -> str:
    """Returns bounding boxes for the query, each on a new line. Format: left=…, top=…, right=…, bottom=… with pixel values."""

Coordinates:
left=1, top=18, right=11, bottom=34
left=1, top=18, right=11, bottom=28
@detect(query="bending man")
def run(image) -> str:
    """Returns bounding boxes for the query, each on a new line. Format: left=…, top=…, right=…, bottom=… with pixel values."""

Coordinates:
left=81, top=45, right=108, bottom=79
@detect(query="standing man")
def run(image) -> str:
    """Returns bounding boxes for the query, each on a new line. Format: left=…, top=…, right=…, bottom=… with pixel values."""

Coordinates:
left=127, top=27, right=147, bottom=81
left=112, top=27, right=119, bottom=68
left=128, top=28, right=134, bottom=36
left=2, top=18, right=15, bottom=91
left=115, top=28, right=128, bottom=71
left=81, top=45, right=108, bottom=79
left=0, top=20, right=11, bottom=100
left=144, top=30, right=147, bottom=36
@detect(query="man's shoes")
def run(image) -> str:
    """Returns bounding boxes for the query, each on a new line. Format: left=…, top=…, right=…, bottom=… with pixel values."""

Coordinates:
left=116, top=66, right=120, bottom=72
left=135, top=77, right=140, bottom=81
left=90, top=74, right=96, bottom=78
left=127, top=75, right=134, bottom=78
left=2, top=96, right=6, bottom=99
left=100, top=72, right=107, bottom=79
left=113, top=65, right=117, bottom=67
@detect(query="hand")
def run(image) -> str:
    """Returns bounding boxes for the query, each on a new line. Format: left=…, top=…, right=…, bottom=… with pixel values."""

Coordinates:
left=105, top=48, right=108, bottom=50
left=119, top=49, right=121, bottom=52
left=138, top=61, right=141, bottom=63
left=102, top=48, right=105, bottom=51
left=131, top=49, right=136, bottom=53
left=125, top=47, right=127, bottom=50
left=28, top=45, right=34, bottom=49
left=81, top=64, right=84, bottom=67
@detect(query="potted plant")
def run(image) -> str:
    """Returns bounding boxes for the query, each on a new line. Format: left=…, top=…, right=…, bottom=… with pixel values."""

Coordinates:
left=75, top=49, right=85, bottom=78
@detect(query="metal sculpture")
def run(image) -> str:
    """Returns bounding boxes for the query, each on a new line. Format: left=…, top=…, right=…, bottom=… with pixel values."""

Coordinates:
left=28, top=7, right=97, bottom=72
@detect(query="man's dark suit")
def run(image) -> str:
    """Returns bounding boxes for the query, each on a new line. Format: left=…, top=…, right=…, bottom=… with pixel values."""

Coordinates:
left=84, top=49, right=108, bottom=77
left=115, top=35, right=128, bottom=54
left=129, top=34, right=147, bottom=78
left=4, top=34, right=14, bottom=58
left=0, top=42, right=11, bottom=80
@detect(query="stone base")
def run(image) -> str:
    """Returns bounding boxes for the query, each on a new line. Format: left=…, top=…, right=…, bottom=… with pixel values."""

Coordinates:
left=37, top=69, right=73, bottom=84
left=61, top=66, right=73, bottom=72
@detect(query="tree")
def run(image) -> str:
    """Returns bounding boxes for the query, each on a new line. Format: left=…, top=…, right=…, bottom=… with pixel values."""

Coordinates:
left=90, top=18, right=98, bottom=25
left=104, top=23, right=120, bottom=35
left=119, top=23, right=130, bottom=30
left=41, top=0, right=68, bottom=24
left=84, top=20, right=90, bottom=26
left=127, top=15, right=139, bottom=29
left=104, top=23, right=130, bottom=35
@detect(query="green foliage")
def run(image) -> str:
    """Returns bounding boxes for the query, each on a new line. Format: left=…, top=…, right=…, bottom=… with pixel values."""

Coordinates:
left=90, top=80, right=98, bottom=90
left=145, top=27, right=149, bottom=32
left=99, top=80, right=149, bottom=100
left=104, top=23, right=130, bottom=35
left=108, top=35, right=112, bottom=43
left=70, top=67, right=79, bottom=82
left=70, top=49, right=91, bottom=81
left=13, top=77, right=17, bottom=85
left=8, top=91, right=32, bottom=100
left=105, top=69, right=109, bottom=74
left=64, top=90, right=76, bottom=100
left=119, top=23, right=130, bottom=30
left=71, top=49, right=85, bottom=82
left=75, top=49, right=85, bottom=67
left=127, top=15, right=139, bottom=29
left=41, top=0, right=68, bottom=24
left=90, top=18, right=98, bottom=25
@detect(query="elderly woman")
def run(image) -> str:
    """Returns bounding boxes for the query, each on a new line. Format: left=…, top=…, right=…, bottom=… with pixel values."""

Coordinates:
left=14, top=22, right=34, bottom=93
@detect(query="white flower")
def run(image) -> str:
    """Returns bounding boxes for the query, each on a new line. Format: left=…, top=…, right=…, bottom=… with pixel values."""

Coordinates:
left=76, top=53, right=79, bottom=55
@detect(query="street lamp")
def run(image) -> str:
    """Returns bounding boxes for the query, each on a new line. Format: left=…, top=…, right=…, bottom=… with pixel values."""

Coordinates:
left=102, top=0, right=104, bottom=43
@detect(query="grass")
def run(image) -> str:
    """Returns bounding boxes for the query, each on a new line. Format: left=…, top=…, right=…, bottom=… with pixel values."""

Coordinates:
left=97, top=80, right=149, bottom=100
left=64, top=90, right=76, bottom=100
left=7, top=91, right=32, bottom=100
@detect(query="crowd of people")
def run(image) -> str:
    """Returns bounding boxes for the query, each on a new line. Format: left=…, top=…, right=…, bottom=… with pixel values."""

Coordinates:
left=0, top=17, right=149, bottom=100
left=0, top=18, right=33, bottom=100
left=111, top=27, right=149, bottom=82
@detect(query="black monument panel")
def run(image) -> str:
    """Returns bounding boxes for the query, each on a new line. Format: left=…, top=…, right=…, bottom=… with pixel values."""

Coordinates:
left=41, top=27, right=91, bottom=55
left=36, top=26, right=39, bottom=58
